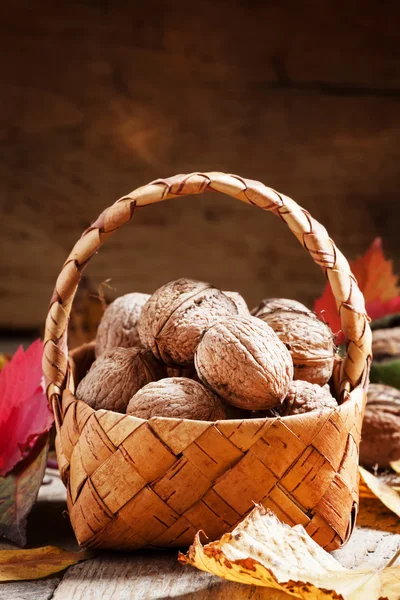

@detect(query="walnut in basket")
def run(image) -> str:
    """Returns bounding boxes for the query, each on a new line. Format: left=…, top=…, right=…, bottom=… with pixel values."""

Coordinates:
left=258, top=309, right=336, bottom=386
left=359, top=383, right=400, bottom=468
left=223, top=291, right=250, bottom=316
left=195, top=315, right=293, bottom=410
left=126, top=377, right=227, bottom=420
left=95, top=292, right=150, bottom=357
left=76, top=347, right=165, bottom=412
left=265, top=381, right=337, bottom=417
left=251, top=297, right=310, bottom=318
left=137, top=278, right=238, bottom=366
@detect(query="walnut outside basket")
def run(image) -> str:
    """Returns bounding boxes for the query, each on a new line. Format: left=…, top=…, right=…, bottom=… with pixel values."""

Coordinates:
left=43, top=172, right=372, bottom=552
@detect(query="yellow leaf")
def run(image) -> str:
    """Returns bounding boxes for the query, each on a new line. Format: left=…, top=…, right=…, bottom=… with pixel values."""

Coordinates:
left=179, top=506, right=400, bottom=600
left=391, top=461, right=400, bottom=474
left=359, top=466, right=400, bottom=518
left=0, top=545, right=93, bottom=581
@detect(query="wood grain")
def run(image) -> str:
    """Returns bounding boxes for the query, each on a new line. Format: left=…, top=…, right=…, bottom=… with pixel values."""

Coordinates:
left=0, top=1, right=400, bottom=328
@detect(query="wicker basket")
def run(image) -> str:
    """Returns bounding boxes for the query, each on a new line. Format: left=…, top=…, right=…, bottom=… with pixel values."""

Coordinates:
left=43, top=172, right=372, bottom=552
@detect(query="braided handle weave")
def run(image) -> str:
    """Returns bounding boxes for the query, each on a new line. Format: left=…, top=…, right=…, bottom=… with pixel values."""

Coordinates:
left=43, top=172, right=372, bottom=405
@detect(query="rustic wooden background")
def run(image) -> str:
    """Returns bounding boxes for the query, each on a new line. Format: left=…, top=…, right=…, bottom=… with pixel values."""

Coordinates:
left=1, top=0, right=400, bottom=330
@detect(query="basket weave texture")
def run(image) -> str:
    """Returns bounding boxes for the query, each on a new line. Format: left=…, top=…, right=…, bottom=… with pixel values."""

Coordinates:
left=43, top=172, right=372, bottom=552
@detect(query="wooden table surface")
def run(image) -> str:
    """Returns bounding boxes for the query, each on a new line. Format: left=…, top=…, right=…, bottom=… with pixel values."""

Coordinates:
left=1, top=469, right=400, bottom=600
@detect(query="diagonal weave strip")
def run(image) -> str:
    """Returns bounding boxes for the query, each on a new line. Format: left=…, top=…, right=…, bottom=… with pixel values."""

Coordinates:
left=43, top=172, right=372, bottom=551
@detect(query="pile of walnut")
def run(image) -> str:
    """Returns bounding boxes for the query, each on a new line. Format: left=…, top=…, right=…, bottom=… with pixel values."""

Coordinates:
left=76, top=278, right=338, bottom=421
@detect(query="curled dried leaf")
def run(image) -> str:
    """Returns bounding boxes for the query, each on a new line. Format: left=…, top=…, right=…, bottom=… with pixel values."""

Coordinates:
left=179, top=504, right=400, bottom=600
left=359, top=466, right=400, bottom=519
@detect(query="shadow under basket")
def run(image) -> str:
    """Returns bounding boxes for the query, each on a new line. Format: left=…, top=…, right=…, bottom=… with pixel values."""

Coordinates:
left=43, top=172, right=372, bottom=552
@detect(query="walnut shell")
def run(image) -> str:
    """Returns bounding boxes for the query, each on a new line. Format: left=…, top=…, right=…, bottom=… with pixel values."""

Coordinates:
left=372, top=327, right=400, bottom=361
left=126, top=377, right=227, bottom=420
left=273, top=381, right=337, bottom=416
left=359, top=383, right=400, bottom=468
left=223, top=291, right=250, bottom=316
left=195, top=315, right=293, bottom=410
left=251, top=297, right=310, bottom=318
left=137, top=278, right=238, bottom=366
left=95, top=293, right=150, bottom=357
left=259, top=309, right=335, bottom=385
left=76, top=347, right=165, bottom=412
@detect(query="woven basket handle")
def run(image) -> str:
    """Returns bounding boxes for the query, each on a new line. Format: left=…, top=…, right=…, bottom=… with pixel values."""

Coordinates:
left=43, top=172, right=372, bottom=403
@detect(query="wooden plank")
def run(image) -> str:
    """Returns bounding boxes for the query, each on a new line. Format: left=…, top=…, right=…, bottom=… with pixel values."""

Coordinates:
left=51, top=553, right=290, bottom=600
left=0, top=579, right=60, bottom=600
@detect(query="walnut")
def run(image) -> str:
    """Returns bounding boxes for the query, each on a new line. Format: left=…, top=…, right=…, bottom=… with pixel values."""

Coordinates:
left=258, top=309, right=335, bottom=385
left=76, top=347, right=165, bottom=412
left=251, top=297, right=310, bottom=318
left=359, top=383, right=400, bottom=468
left=372, top=327, right=400, bottom=361
left=137, top=278, right=238, bottom=366
left=223, top=291, right=250, bottom=316
left=270, top=381, right=337, bottom=416
left=194, top=315, right=293, bottom=410
left=95, top=293, right=150, bottom=357
left=126, top=377, right=227, bottom=420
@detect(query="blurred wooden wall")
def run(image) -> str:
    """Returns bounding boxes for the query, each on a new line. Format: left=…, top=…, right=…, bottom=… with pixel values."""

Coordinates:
left=1, top=0, right=399, bottom=329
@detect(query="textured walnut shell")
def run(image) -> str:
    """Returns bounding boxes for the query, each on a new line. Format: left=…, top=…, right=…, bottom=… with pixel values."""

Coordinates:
left=137, top=278, right=238, bottom=366
left=126, top=377, right=227, bottom=420
left=95, top=293, right=150, bottom=357
left=223, top=291, right=250, bottom=316
left=274, top=381, right=337, bottom=416
left=76, top=347, right=165, bottom=413
left=195, top=316, right=293, bottom=410
left=251, top=297, right=310, bottom=318
left=359, top=383, right=400, bottom=468
left=372, top=327, right=400, bottom=361
left=259, top=309, right=335, bottom=385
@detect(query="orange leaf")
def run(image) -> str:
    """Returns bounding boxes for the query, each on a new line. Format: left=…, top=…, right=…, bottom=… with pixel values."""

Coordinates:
left=314, top=238, right=400, bottom=338
left=0, top=545, right=93, bottom=581
left=350, top=238, right=400, bottom=304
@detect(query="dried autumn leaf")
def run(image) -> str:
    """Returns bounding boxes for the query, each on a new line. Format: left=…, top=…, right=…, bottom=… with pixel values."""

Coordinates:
left=359, top=466, right=400, bottom=518
left=0, top=545, right=93, bottom=581
left=0, top=433, right=49, bottom=546
left=314, top=238, right=400, bottom=339
left=351, top=238, right=400, bottom=304
left=0, top=340, right=53, bottom=476
left=391, top=461, right=400, bottom=474
left=179, top=505, right=400, bottom=600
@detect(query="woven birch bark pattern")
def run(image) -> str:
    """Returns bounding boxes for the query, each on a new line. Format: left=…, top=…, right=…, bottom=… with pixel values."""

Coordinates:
left=43, top=172, right=372, bottom=551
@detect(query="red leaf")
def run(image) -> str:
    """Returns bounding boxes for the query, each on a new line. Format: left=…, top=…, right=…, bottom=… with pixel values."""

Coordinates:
left=365, top=297, right=400, bottom=321
left=0, top=341, right=53, bottom=477
left=314, top=238, right=400, bottom=339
